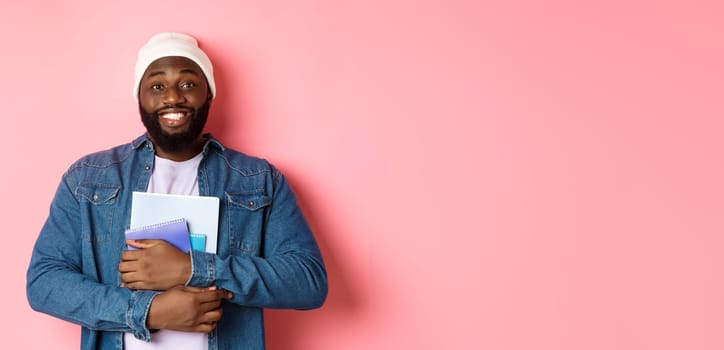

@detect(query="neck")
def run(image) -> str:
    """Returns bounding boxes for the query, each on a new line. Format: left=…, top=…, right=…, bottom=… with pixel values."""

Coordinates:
left=150, top=135, right=205, bottom=161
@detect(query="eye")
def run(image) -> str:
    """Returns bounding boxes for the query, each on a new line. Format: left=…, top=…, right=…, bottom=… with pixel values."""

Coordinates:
left=181, top=81, right=196, bottom=89
left=151, top=83, right=164, bottom=92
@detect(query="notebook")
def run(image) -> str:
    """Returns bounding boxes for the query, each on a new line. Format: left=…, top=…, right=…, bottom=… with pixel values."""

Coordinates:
left=125, top=218, right=192, bottom=252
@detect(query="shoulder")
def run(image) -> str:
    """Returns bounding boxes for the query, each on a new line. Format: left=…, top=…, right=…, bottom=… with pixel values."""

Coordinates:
left=55, top=140, right=136, bottom=199
left=207, top=147, right=279, bottom=177
left=67, top=142, right=135, bottom=172
left=63, top=136, right=148, bottom=182
left=203, top=136, right=280, bottom=178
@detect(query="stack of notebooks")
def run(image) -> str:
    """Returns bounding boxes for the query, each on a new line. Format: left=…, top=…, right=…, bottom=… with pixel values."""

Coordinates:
left=125, top=192, right=220, bottom=253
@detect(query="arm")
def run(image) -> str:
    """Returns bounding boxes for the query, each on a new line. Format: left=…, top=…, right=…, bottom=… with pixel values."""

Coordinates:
left=26, top=175, right=156, bottom=341
left=188, top=169, right=328, bottom=309
left=28, top=174, right=229, bottom=337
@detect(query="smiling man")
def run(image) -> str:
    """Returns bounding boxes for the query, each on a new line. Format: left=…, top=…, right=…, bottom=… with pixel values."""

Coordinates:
left=27, top=32, right=327, bottom=350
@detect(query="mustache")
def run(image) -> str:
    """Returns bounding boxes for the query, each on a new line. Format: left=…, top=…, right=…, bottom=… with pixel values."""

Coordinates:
left=154, top=104, right=195, bottom=114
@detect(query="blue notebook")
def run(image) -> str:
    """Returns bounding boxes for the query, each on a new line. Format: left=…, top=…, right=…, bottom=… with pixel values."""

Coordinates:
left=125, top=218, right=192, bottom=252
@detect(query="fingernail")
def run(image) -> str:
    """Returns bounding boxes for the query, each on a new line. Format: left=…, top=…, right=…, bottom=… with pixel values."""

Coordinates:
left=208, top=286, right=217, bottom=290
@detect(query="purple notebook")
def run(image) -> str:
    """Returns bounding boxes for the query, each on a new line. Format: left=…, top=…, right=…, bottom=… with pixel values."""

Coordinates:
left=124, top=218, right=191, bottom=253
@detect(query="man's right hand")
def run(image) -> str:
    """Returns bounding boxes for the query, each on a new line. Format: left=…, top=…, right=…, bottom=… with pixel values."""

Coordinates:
left=146, top=285, right=232, bottom=333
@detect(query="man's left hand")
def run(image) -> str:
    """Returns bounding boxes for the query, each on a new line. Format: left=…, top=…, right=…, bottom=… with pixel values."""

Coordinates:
left=119, top=239, right=191, bottom=290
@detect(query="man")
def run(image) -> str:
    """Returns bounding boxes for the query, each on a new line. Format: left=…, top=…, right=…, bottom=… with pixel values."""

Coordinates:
left=27, top=32, right=328, bottom=350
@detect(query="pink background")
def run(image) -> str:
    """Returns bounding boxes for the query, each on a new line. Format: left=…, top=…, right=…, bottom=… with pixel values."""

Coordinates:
left=2, top=0, right=724, bottom=349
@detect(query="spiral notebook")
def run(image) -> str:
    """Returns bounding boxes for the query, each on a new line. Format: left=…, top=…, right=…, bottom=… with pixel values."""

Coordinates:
left=125, top=218, right=192, bottom=252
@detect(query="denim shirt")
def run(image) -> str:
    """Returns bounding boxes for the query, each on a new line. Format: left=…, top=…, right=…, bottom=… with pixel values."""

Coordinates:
left=27, top=134, right=328, bottom=350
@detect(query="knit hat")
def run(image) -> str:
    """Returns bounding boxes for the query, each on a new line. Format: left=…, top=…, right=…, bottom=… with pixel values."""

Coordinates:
left=134, top=32, right=216, bottom=100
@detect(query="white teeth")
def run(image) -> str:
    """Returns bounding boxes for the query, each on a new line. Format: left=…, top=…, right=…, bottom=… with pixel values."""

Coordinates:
left=161, top=112, right=185, bottom=120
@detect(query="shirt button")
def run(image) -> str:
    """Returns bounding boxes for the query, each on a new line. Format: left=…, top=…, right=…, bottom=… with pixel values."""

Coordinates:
left=144, top=165, right=151, bottom=171
left=92, top=193, right=99, bottom=201
left=248, top=201, right=255, bottom=207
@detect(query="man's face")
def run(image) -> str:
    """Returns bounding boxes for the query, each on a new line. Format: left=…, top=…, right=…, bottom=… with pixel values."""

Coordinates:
left=138, top=56, right=211, bottom=154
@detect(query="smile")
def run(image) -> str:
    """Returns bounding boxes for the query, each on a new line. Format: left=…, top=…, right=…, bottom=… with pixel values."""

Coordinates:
left=157, top=109, right=193, bottom=127
left=160, top=112, right=186, bottom=120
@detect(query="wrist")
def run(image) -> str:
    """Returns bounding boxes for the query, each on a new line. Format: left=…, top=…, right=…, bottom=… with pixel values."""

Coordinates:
left=181, top=254, right=192, bottom=285
left=146, top=296, right=167, bottom=330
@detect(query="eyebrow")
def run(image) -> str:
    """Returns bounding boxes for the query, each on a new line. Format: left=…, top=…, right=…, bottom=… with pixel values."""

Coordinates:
left=146, top=68, right=201, bottom=79
left=180, top=68, right=200, bottom=76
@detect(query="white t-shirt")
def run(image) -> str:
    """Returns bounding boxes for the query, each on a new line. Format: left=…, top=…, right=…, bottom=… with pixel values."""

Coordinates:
left=146, top=152, right=203, bottom=196
left=124, top=152, right=207, bottom=350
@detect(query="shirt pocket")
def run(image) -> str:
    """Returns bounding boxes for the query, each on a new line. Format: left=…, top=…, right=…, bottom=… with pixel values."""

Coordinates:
left=76, top=182, right=121, bottom=243
left=225, top=190, right=271, bottom=255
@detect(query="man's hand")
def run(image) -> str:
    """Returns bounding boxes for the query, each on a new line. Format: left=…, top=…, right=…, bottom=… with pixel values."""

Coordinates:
left=119, top=239, right=191, bottom=290
left=147, top=286, right=232, bottom=333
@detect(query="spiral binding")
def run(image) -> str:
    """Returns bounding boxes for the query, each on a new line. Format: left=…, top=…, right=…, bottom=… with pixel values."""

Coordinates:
left=125, top=218, right=186, bottom=234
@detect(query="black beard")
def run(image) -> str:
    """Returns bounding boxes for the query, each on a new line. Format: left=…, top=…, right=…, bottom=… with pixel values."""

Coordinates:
left=140, top=99, right=211, bottom=154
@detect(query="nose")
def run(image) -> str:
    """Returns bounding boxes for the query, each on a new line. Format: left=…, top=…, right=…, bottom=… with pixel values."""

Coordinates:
left=162, top=86, right=186, bottom=105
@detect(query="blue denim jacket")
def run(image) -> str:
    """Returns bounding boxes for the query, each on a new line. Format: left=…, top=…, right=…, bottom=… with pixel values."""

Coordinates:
left=27, top=134, right=327, bottom=350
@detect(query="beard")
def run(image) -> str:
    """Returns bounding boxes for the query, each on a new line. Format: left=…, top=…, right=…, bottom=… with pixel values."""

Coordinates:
left=140, top=99, right=211, bottom=154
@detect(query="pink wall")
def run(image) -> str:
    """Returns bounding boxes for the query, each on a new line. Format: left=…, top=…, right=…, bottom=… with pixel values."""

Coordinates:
left=2, top=0, right=724, bottom=349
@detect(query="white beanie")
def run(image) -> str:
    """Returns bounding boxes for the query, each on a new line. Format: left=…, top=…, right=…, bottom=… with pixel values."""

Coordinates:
left=134, top=32, right=216, bottom=100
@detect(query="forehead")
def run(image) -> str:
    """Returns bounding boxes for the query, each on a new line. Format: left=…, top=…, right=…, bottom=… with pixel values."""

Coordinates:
left=142, top=56, right=204, bottom=79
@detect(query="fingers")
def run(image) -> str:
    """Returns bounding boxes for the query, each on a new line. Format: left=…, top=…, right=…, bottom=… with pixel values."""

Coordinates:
left=199, top=308, right=223, bottom=324
left=120, top=250, right=142, bottom=262
left=193, top=322, right=218, bottom=333
left=183, top=285, right=216, bottom=293
left=119, top=271, right=154, bottom=290
left=118, top=261, right=136, bottom=273
left=119, top=271, right=138, bottom=283
left=119, top=270, right=151, bottom=290
left=183, top=286, right=233, bottom=300
left=126, top=239, right=158, bottom=249
left=123, top=281, right=148, bottom=290
left=199, top=298, right=221, bottom=312
left=195, top=289, right=228, bottom=303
